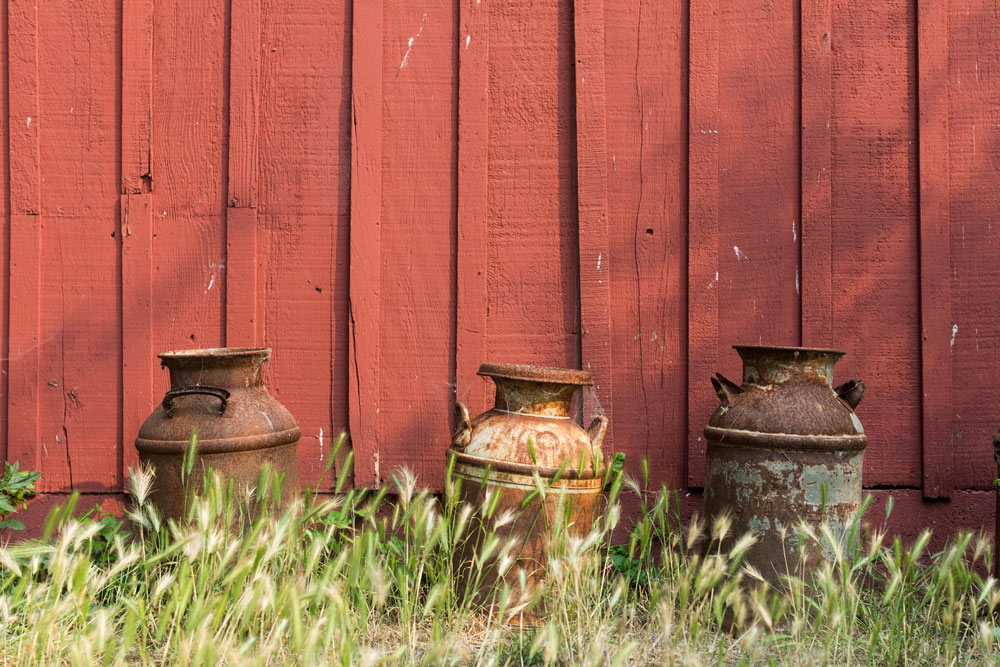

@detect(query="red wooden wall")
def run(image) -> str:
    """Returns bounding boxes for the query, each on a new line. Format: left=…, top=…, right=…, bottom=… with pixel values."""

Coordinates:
left=2, top=0, right=999, bottom=533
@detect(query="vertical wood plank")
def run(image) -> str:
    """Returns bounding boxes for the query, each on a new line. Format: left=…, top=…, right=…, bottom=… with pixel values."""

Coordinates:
left=486, top=0, right=579, bottom=370
left=574, top=0, right=613, bottom=437
left=121, top=194, right=153, bottom=480
left=801, top=0, right=834, bottom=347
left=946, top=0, right=1000, bottom=491
left=7, top=0, right=41, bottom=474
left=829, top=0, right=921, bottom=487
left=917, top=0, right=952, bottom=498
left=349, top=0, right=383, bottom=487
left=687, top=0, right=719, bottom=487
left=122, top=0, right=153, bottom=195
left=120, top=0, right=155, bottom=481
left=604, top=0, right=687, bottom=489
left=456, top=0, right=489, bottom=416
left=376, top=0, right=458, bottom=490
left=256, top=0, right=352, bottom=492
left=226, top=0, right=263, bottom=347
left=0, top=0, right=7, bottom=467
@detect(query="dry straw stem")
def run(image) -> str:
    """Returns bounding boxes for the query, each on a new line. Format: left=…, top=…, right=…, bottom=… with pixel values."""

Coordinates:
left=0, top=435, right=997, bottom=665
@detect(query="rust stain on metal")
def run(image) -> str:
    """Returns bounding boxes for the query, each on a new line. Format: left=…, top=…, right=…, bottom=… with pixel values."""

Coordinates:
left=449, top=362, right=607, bottom=623
left=134, top=347, right=301, bottom=520
left=703, top=345, right=867, bottom=585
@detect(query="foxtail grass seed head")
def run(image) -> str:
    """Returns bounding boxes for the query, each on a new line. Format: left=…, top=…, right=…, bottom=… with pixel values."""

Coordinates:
left=0, top=461, right=996, bottom=664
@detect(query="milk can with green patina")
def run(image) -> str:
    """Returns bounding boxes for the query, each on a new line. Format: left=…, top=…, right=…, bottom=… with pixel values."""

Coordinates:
left=703, top=345, right=867, bottom=585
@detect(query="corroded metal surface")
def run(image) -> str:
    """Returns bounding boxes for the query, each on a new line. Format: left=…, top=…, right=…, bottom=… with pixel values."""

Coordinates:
left=450, top=363, right=607, bottom=622
left=703, top=345, right=867, bottom=585
left=135, top=347, right=300, bottom=520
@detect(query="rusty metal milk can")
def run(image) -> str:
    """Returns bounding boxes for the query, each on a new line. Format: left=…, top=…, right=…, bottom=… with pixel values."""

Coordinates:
left=703, top=345, right=867, bottom=584
left=135, top=348, right=301, bottom=520
left=450, top=363, right=608, bottom=607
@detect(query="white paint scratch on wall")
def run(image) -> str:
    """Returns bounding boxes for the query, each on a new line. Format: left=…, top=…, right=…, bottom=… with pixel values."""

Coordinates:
left=465, top=34, right=470, bottom=49
left=596, top=253, right=601, bottom=270
left=206, top=261, right=221, bottom=293
left=733, top=246, right=748, bottom=260
left=708, top=271, right=718, bottom=290
left=795, top=267, right=800, bottom=295
left=951, top=324, right=958, bottom=347
left=25, top=117, right=31, bottom=128
left=792, top=219, right=797, bottom=242
left=397, top=13, right=427, bottom=75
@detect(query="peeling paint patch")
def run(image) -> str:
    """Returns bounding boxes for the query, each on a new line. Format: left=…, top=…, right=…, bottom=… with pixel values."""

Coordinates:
left=950, top=324, right=958, bottom=347
left=734, top=246, right=748, bottom=260
left=397, top=13, right=427, bottom=75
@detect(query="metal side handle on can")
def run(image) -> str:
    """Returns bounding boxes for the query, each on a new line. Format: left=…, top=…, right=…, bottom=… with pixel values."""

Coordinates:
left=453, top=401, right=472, bottom=451
left=587, top=415, right=608, bottom=469
left=710, top=373, right=743, bottom=406
left=835, top=379, right=865, bottom=410
left=162, top=385, right=230, bottom=417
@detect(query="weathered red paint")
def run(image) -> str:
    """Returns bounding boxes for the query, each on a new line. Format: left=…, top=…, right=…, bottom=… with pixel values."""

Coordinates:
left=349, top=0, right=382, bottom=488
left=0, top=0, right=996, bottom=538
left=574, top=0, right=614, bottom=445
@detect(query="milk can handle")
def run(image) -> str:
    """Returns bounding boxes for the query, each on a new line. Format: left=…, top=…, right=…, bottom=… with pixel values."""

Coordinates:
left=453, top=401, right=472, bottom=451
left=587, top=415, right=608, bottom=449
left=162, top=385, right=230, bottom=417
left=834, top=379, right=865, bottom=410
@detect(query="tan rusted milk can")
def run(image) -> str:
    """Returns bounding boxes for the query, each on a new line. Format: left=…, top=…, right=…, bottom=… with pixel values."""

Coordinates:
left=450, top=363, right=608, bottom=616
left=703, top=345, right=866, bottom=585
left=135, top=348, right=300, bottom=520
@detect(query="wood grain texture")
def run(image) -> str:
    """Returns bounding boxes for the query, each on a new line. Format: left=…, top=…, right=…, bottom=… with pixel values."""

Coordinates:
left=7, top=0, right=42, bottom=480
left=687, top=0, right=720, bottom=487
left=801, top=0, right=834, bottom=348
left=376, top=0, right=457, bottom=489
left=150, top=0, right=228, bottom=368
left=830, top=0, right=921, bottom=487
left=917, top=0, right=952, bottom=498
left=690, top=0, right=802, bottom=488
left=257, top=0, right=352, bottom=492
left=349, top=0, right=383, bottom=487
left=605, top=0, right=687, bottom=488
left=121, top=0, right=153, bottom=195
left=486, top=0, right=579, bottom=371
left=456, top=0, right=490, bottom=416
left=121, top=0, right=155, bottom=483
left=121, top=194, right=153, bottom=482
left=225, top=0, right=263, bottom=347
left=574, top=0, right=614, bottom=442
left=947, top=0, right=1000, bottom=490
left=33, top=0, right=122, bottom=492
left=0, top=0, right=8, bottom=466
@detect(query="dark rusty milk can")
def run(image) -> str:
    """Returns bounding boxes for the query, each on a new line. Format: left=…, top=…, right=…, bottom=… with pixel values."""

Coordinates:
left=449, top=363, right=608, bottom=608
left=135, top=347, right=300, bottom=520
left=703, top=345, right=867, bottom=584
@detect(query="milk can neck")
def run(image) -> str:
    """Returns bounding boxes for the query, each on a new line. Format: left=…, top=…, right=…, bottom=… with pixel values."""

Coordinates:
left=735, top=345, right=843, bottom=387
left=492, top=379, right=577, bottom=418
left=159, top=348, right=269, bottom=390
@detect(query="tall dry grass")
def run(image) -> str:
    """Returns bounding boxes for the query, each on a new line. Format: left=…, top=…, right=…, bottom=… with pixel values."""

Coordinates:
left=0, top=435, right=997, bottom=665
